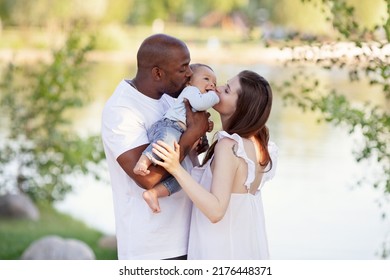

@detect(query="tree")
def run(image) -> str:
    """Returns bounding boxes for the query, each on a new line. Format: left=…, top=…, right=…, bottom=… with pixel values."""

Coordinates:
left=0, top=27, right=105, bottom=203
left=272, top=0, right=389, bottom=257
left=0, top=0, right=107, bottom=28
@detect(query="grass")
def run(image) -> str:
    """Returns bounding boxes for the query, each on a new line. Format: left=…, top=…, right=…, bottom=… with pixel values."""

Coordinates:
left=0, top=202, right=117, bottom=260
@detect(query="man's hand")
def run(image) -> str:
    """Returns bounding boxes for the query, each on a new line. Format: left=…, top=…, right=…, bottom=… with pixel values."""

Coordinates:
left=184, top=98, right=210, bottom=139
left=183, top=98, right=214, bottom=156
left=195, top=135, right=210, bottom=155
left=176, top=99, right=213, bottom=163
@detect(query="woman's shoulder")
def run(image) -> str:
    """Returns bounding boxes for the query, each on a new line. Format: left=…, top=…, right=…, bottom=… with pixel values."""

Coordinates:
left=215, top=136, right=237, bottom=151
left=216, top=131, right=240, bottom=147
left=213, top=136, right=240, bottom=169
left=216, top=131, right=242, bottom=141
left=215, top=131, right=245, bottom=157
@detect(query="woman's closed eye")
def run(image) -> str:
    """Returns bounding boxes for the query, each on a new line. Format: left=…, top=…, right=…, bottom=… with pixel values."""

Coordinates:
left=224, top=82, right=232, bottom=93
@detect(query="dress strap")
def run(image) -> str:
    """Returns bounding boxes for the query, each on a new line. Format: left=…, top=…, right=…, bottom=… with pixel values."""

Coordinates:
left=216, top=131, right=255, bottom=189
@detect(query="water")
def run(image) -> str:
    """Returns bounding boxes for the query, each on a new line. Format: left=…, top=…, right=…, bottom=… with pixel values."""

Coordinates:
left=46, top=61, right=389, bottom=259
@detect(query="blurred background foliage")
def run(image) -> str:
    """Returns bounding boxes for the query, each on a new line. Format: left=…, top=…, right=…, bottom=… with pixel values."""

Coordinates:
left=0, top=29, right=105, bottom=203
left=0, top=0, right=388, bottom=209
left=0, top=0, right=386, bottom=47
left=0, top=0, right=389, bottom=258
left=0, top=0, right=388, bottom=204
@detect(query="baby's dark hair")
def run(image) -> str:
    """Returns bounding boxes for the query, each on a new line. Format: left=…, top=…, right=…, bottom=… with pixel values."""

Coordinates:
left=190, top=63, right=214, bottom=73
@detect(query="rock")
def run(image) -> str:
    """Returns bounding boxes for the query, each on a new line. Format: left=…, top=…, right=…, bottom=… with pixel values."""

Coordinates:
left=98, top=235, right=117, bottom=250
left=0, top=193, right=39, bottom=220
left=21, top=235, right=96, bottom=260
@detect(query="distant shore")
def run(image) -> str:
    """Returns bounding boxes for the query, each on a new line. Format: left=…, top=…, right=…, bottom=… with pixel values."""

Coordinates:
left=2, top=41, right=388, bottom=66
left=0, top=46, right=287, bottom=65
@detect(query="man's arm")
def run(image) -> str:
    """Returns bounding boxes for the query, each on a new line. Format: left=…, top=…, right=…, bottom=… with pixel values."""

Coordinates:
left=117, top=99, right=210, bottom=190
left=117, top=144, right=168, bottom=190
left=177, top=99, right=210, bottom=160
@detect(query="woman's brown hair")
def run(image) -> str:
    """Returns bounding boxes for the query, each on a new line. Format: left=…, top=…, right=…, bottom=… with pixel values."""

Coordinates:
left=202, top=70, right=273, bottom=170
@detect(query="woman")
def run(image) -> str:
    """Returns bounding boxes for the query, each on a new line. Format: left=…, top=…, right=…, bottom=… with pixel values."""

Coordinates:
left=152, top=70, right=278, bottom=259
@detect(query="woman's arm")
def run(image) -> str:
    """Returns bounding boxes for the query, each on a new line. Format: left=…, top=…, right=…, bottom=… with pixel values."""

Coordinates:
left=152, top=138, right=238, bottom=223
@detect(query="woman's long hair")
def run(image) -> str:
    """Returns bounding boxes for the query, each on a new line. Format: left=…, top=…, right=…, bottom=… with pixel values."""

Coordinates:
left=202, top=70, right=273, bottom=170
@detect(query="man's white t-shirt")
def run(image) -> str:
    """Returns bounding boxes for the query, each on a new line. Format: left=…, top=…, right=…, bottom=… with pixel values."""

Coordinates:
left=101, top=80, right=193, bottom=260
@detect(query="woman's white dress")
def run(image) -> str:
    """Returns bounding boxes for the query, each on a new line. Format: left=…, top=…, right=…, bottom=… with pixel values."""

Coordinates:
left=188, top=131, right=278, bottom=260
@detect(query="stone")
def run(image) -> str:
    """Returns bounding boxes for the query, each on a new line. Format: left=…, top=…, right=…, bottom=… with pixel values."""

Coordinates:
left=98, top=235, right=117, bottom=250
left=21, top=235, right=96, bottom=260
left=0, top=193, right=39, bottom=220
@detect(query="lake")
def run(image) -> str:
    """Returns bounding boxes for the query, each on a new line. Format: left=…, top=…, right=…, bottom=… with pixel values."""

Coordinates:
left=38, top=57, right=389, bottom=260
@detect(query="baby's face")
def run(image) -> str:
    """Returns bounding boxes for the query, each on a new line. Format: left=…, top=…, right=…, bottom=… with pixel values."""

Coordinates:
left=190, top=66, right=217, bottom=93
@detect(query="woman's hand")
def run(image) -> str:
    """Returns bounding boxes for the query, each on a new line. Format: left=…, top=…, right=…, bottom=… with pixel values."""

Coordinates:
left=152, top=140, right=182, bottom=176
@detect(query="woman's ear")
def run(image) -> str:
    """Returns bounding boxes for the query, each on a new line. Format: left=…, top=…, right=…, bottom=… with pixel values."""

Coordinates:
left=151, top=66, right=164, bottom=81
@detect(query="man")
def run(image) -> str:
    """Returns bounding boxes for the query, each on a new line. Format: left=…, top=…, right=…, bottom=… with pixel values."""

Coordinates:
left=101, top=34, right=210, bottom=260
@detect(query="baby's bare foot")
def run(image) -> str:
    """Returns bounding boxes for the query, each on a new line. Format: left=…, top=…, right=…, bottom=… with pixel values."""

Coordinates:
left=133, top=162, right=150, bottom=176
left=143, top=190, right=161, bottom=213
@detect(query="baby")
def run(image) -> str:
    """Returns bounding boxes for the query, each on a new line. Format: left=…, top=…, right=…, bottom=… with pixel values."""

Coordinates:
left=134, top=63, right=219, bottom=212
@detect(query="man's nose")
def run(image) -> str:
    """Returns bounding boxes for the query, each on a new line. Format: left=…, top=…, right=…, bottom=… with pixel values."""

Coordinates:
left=186, top=66, right=193, bottom=77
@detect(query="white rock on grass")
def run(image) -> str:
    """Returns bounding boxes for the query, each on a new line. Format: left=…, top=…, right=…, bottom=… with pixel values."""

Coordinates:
left=0, top=194, right=39, bottom=220
left=21, top=235, right=96, bottom=260
left=98, top=235, right=117, bottom=250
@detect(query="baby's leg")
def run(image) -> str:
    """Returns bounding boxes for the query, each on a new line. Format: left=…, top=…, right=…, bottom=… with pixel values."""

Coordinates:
left=143, top=183, right=170, bottom=213
left=133, top=154, right=152, bottom=176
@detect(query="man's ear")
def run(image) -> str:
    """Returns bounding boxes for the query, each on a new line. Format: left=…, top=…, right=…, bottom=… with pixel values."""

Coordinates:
left=151, top=66, right=164, bottom=81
